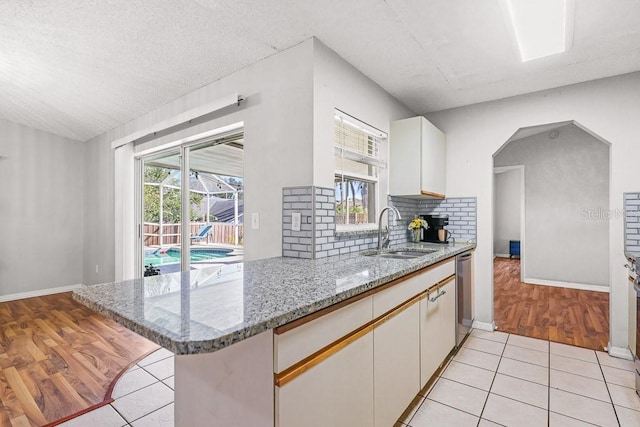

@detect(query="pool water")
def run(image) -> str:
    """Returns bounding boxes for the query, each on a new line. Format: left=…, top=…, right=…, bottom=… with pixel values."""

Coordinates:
left=144, top=247, right=233, bottom=266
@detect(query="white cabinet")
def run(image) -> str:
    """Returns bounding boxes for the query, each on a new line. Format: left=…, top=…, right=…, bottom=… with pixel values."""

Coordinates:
left=420, top=276, right=456, bottom=385
left=276, top=330, right=374, bottom=427
left=275, top=257, right=459, bottom=427
left=274, top=296, right=373, bottom=373
left=390, top=116, right=446, bottom=198
left=374, top=302, right=420, bottom=427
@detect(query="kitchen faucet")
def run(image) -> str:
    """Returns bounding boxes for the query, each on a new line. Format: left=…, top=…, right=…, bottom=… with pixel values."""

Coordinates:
left=377, top=206, right=402, bottom=250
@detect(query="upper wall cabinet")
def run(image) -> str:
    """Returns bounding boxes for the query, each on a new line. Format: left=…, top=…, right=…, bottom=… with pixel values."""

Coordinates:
left=390, top=116, right=446, bottom=198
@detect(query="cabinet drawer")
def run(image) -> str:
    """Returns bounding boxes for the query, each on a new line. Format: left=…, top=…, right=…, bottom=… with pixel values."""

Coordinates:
left=373, top=259, right=454, bottom=318
left=274, top=296, right=373, bottom=373
left=276, top=330, right=374, bottom=427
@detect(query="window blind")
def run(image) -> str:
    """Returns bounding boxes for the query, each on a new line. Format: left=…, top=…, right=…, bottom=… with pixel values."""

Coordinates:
left=334, top=111, right=386, bottom=173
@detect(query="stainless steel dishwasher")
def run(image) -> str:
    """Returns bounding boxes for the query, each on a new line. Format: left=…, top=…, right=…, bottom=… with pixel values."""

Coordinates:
left=456, top=251, right=474, bottom=346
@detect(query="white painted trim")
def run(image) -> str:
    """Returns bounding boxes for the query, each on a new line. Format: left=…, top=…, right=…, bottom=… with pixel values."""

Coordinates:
left=494, top=165, right=526, bottom=281
left=524, top=277, right=609, bottom=293
left=111, top=92, right=240, bottom=149
left=0, top=284, right=83, bottom=303
left=472, top=320, right=496, bottom=332
left=607, top=345, right=633, bottom=360
left=494, top=253, right=511, bottom=258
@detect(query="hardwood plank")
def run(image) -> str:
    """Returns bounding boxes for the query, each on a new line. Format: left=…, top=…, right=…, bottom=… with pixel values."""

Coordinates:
left=3, top=368, right=47, bottom=426
left=494, top=258, right=609, bottom=351
left=8, top=415, right=32, bottom=427
left=0, top=292, right=160, bottom=426
left=49, top=374, right=87, bottom=413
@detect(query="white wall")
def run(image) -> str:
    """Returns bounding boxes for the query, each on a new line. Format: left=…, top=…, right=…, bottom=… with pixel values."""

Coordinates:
left=82, top=38, right=416, bottom=284
left=427, top=72, right=640, bottom=352
left=493, top=168, right=521, bottom=256
left=0, top=119, right=84, bottom=296
left=311, top=39, right=415, bottom=195
left=495, top=124, right=609, bottom=287
left=83, top=39, right=316, bottom=283
left=83, top=133, right=114, bottom=285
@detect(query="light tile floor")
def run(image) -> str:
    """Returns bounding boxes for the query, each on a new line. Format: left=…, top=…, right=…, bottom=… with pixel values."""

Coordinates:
left=399, top=329, right=640, bottom=427
left=59, top=330, right=640, bottom=427
left=58, top=348, right=175, bottom=427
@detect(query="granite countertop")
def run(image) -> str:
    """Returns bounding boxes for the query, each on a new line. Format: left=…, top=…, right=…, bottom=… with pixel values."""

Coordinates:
left=73, top=242, right=475, bottom=355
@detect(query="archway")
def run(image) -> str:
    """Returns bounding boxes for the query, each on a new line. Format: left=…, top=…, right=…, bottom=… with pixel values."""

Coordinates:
left=491, top=121, right=611, bottom=349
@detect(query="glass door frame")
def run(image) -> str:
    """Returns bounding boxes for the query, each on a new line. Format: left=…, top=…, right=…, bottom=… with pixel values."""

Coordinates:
left=136, top=145, right=191, bottom=278
left=135, top=126, right=244, bottom=278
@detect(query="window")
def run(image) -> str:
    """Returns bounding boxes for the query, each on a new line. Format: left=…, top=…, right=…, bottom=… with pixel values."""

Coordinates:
left=334, top=110, right=387, bottom=228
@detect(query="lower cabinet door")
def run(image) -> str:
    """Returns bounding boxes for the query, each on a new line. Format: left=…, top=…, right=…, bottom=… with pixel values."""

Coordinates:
left=439, top=279, right=456, bottom=357
left=276, top=331, right=374, bottom=427
left=374, top=303, right=420, bottom=427
left=419, top=292, right=442, bottom=386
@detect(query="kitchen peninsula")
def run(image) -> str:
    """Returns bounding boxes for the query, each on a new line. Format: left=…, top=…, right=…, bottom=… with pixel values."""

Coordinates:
left=74, top=242, right=475, bottom=426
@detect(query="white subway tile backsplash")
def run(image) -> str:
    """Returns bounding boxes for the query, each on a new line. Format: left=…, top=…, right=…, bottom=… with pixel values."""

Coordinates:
left=283, top=187, right=477, bottom=259
left=625, top=192, right=640, bottom=253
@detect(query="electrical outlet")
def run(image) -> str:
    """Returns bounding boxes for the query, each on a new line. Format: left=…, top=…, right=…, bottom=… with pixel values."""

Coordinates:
left=251, top=213, right=260, bottom=230
left=291, top=212, right=301, bottom=231
left=95, top=264, right=99, bottom=274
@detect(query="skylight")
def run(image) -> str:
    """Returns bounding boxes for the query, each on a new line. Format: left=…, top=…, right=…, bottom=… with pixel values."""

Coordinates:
left=507, top=0, right=570, bottom=62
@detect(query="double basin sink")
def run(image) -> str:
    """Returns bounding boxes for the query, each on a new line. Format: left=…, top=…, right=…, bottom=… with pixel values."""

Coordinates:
left=361, top=248, right=438, bottom=260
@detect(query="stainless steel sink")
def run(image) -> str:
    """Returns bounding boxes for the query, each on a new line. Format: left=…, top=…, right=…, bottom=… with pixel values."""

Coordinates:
left=361, top=249, right=438, bottom=259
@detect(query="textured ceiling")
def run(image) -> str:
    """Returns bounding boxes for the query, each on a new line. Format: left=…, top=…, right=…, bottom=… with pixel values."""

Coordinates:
left=2, top=0, right=640, bottom=141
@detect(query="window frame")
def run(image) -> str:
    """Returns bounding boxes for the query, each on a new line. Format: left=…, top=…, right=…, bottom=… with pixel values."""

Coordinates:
left=334, top=110, right=387, bottom=231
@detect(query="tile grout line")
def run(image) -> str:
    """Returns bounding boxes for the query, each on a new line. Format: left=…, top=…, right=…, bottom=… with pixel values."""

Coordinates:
left=547, top=340, right=551, bottom=427
left=597, top=350, right=622, bottom=426
left=109, top=403, right=130, bottom=427
left=548, top=410, right=602, bottom=427
left=475, top=332, right=509, bottom=426
left=422, top=397, right=486, bottom=421
left=127, top=401, right=174, bottom=425
left=111, top=380, right=174, bottom=420
left=112, top=369, right=163, bottom=401
left=469, top=331, right=640, bottom=425
left=140, top=362, right=174, bottom=383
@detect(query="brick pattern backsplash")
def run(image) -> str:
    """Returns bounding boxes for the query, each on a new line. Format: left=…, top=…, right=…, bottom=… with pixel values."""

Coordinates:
left=283, top=186, right=380, bottom=259
left=624, top=192, right=640, bottom=253
left=282, top=187, right=314, bottom=259
left=314, top=186, right=381, bottom=258
left=419, top=197, right=477, bottom=242
left=388, top=196, right=420, bottom=245
left=282, top=188, right=477, bottom=259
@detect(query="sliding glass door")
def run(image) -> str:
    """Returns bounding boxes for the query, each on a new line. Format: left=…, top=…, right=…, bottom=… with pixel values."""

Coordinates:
left=141, top=150, right=183, bottom=275
left=138, top=131, right=244, bottom=277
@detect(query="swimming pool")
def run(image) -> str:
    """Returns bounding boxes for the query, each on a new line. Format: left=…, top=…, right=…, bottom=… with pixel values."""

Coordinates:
left=144, top=247, right=234, bottom=266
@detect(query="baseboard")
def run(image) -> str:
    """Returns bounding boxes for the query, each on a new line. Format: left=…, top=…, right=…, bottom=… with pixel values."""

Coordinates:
left=607, top=345, right=634, bottom=360
left=471, top=320, right=496, bottom=332
left=0, top=284, right=83, bottom=303
left=494, top=254, right=511, bottom=258
left=523, top=277, right=609, bottom=293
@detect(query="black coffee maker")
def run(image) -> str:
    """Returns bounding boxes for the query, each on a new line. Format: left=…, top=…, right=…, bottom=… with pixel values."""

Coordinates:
left=421, top=214, right=451, bottom=243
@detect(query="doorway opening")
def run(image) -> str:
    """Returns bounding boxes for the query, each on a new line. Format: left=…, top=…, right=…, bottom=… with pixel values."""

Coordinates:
left=492, top=121, right=611, bottom=350
left=139, top=131, right=244, bottom=276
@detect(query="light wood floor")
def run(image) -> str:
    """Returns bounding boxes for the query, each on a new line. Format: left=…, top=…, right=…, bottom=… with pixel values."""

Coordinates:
left=0, top=292, right=159, bottom=427
left=494, top=257, right=609, bottom=351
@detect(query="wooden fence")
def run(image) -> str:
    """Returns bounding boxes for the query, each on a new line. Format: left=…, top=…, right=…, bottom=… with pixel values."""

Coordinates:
left=335, top=213, right=368, bottom=225
left=144, top=222, right=243, bottom=246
